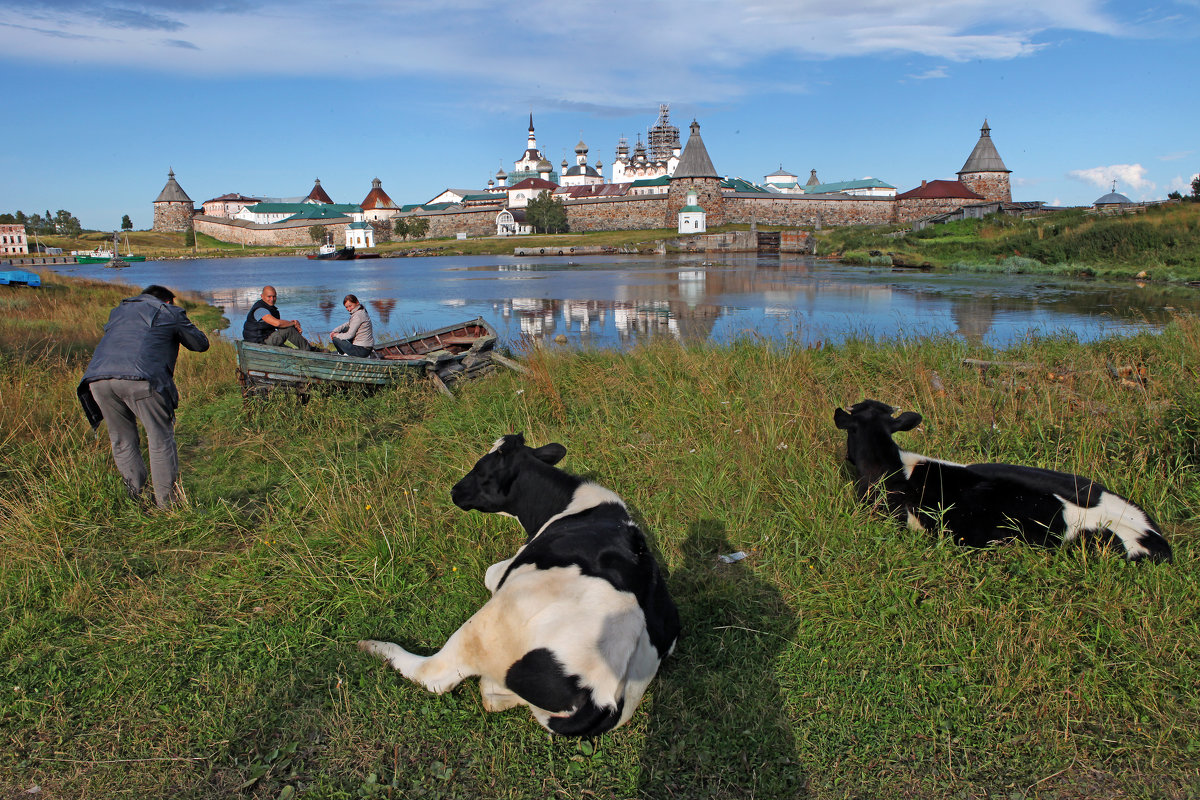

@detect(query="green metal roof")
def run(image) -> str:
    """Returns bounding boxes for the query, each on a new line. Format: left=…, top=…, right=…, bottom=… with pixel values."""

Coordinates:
left=721, top=177, right=769, bottom=193
left=281, top=204, right=361, bottom=221
left=803, top=178, right=895, bottom=194
left=630, top=176, right=671, bottom=187
left=680, top=204, right=705, bottom=213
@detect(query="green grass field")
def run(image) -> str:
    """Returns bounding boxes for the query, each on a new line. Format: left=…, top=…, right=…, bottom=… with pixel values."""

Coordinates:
left=819, top=202, right=1200, bottom=281
left=1, top=272, right=1198, bottom=799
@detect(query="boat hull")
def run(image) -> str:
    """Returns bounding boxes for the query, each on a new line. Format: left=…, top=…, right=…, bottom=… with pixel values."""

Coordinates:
left=236, top=317, right=499, bottom=393
left=0, top=270, right=41, bottom=287
left=74, top=254, right=145, bottom=264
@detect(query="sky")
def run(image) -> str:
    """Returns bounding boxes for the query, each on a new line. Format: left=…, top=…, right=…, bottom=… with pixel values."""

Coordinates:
left=2, top=0, right=1198, bottom=232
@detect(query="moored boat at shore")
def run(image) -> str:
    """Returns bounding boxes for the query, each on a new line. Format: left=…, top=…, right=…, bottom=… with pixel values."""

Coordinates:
left=307, top=245, right=356, bottom=260
left=72, top=232, right=146, bottom=264
left=72, top=248, right=115, bottom=264
left=306, top=244, right=381, bottom=260
left=235, top=317, right=501, bottom=395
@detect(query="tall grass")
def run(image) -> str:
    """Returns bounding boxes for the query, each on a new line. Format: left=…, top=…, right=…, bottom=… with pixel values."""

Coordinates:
left=819, top=203, right=1200, bottom=280
left=1, top=272, right=1197, bottom=798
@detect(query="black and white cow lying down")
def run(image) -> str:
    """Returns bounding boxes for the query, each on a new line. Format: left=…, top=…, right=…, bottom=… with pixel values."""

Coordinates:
left=833, top=399, right=1172, bottom=562
left=359, top=434, right=680, bottom=737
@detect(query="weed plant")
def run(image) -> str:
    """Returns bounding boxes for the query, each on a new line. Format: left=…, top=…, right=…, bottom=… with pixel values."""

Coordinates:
left=1, top=272, right=1198, bottom=798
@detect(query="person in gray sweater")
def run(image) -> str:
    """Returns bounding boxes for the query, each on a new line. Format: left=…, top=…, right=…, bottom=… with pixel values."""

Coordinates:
left=78, top=285, right=209, bottom=510
left=329, top=294, right=375, bottom=357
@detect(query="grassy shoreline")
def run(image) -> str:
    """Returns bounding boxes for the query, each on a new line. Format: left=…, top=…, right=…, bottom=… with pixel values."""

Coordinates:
left=1, top=272, right=1198, bottom=799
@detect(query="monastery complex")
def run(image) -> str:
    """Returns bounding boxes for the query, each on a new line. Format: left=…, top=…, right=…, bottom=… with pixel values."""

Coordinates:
left=163, top=107, right=1022, bottom=248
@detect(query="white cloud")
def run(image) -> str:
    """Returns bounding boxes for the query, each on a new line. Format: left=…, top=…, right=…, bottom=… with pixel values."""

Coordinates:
left=907, top=66, right=949, bottom=80
left=1166, top=174, right=1200, bottom=194
left=0, top=0, right=1127, bottom=108
left=1066, top=164, right=1155, bottom=193
left=1159, top=150, right=1195, bottom=161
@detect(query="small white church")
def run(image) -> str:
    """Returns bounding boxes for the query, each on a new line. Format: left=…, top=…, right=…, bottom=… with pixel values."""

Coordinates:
left=677, top=188, right=706, bottom=233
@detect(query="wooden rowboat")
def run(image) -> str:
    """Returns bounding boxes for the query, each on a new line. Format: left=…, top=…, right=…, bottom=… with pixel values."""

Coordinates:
left=236, top=317, right=500, bottom=395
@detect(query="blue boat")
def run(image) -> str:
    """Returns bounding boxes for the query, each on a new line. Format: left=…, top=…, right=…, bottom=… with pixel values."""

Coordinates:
left=0, top=270, right=41, bottom=287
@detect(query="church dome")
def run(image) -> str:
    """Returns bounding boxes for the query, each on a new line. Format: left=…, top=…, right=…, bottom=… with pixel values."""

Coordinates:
left=1095, top=190, right=1132, bottom=205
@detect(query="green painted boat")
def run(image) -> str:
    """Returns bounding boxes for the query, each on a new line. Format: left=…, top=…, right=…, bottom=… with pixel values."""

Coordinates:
left=235, top=317, right=500, bottom=394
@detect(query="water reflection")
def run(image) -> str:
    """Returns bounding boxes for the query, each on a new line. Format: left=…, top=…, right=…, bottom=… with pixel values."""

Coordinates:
left=368, top=298, right=397, bottom=325
left=58, top=254, right=1199, bottom=351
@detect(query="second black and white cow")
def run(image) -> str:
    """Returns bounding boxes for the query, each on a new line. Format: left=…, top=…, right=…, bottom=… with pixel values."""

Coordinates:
left=359, top=434, right=680, bottom=737
left=833, top=399, right=1172, bottom=562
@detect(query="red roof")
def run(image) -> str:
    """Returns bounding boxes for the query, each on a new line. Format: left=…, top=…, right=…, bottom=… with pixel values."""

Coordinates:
left=508, top=177, right=558, bottom=191
left=306, top=180, right=335, bottom=204
left=896, top=180, right=983, bottom=200
left=361, top=187, right=397, bottom=210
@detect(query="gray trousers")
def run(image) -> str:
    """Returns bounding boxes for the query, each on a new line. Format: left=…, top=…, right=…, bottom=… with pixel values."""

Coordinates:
left=264, top=326, right=312, bottom=350
left=89, top=378, right=180, bottom=510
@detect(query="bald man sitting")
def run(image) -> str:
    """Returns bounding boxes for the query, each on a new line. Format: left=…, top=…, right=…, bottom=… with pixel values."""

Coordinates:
left=241, top=286, right=314, bottom=351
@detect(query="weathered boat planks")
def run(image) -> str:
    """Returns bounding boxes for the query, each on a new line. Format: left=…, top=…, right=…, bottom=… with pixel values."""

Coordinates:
left=236, top=317, right=504, bottom=397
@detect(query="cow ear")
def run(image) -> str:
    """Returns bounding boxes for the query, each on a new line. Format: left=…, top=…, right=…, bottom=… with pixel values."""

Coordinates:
left=891, top=411, right=923, bottom=432
left=532, top=442, right=567, bottom=465
left=511, top=432, right=526, bottom=448
left=833, top=408, right=852, bottom=429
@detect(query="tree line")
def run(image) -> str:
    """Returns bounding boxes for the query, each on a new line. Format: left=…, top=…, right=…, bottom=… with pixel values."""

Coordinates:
left=0, top=209, right=84, bottom=237
left=1166, top=175, right=1200, bottom=202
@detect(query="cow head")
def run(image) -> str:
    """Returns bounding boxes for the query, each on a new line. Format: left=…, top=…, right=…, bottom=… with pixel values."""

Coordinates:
left=450, top=433, right=568, bottom=515
left=833, top=400, right=922, bottom=486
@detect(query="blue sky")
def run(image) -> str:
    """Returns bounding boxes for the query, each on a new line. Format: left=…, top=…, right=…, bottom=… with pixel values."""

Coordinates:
left=2, top=0, right=1198, bottom=231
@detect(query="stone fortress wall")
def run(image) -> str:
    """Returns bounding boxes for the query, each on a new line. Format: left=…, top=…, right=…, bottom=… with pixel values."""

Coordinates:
left=192, top=216, right=350, bottom=247
left=153, top=201, right=195, bottom=233
left=175, top=120, right=1014, bottom=244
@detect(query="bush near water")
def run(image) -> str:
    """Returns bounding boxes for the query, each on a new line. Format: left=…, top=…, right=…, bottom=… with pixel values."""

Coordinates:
left=1, top=270, right=1199, bottom=799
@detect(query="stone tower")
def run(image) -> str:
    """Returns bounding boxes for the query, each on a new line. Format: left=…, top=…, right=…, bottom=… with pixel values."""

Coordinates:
left=957, top=120, right=1011, bottom=203
left=667, top=120, right=723, bottom=227
left=152, top=168, right=195, bottom=232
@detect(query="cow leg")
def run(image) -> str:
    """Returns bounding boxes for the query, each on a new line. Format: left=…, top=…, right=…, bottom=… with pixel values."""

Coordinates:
left=358, top=631, right=477, bottom=695
left=480, top=677, right=523, bottom=712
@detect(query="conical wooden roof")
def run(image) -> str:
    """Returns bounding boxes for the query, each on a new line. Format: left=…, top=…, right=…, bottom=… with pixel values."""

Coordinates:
left=306, top=178, right=334, bottom=204
left=155, top=169, right=192, bottom=202
left=959, top=119, right=1009, bottom=174
left=361, top=178, right=397, bottom=210
left=672, top=120, right=718, bottom=179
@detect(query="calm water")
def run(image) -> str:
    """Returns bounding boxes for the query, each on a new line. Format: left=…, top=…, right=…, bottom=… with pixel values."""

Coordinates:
left=49, top=254, right=1200, bottom=350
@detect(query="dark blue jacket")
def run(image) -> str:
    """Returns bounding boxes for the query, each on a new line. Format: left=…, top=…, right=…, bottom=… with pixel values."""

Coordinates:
left=78, top=293, right=210, bottom=428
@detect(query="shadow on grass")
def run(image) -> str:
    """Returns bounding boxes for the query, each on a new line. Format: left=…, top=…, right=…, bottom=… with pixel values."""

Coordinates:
left=638, top=519, right=804, bottom=799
